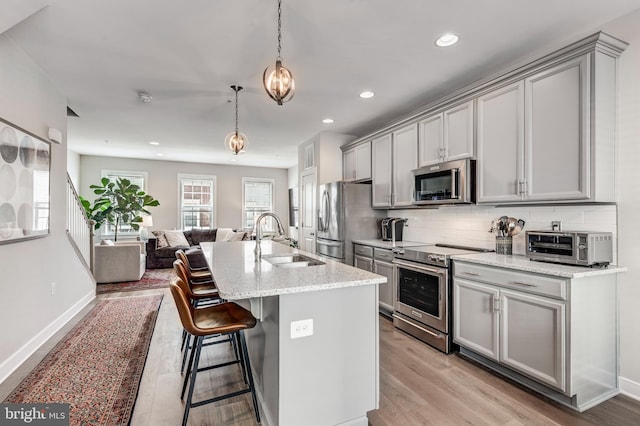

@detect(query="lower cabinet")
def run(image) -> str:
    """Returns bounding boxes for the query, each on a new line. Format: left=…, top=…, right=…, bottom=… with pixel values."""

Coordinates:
left=354, top=244, right=395, bottom=315
left=454, top=278, right=566, bottom=391
left=452, top=260, right=619, bottom=411
left=373, top=249, right=395, bottom=315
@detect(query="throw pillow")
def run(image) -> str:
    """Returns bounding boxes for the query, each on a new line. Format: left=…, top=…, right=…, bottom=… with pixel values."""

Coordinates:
left=100, top=239, right=114, bottom=246
left=216, top=228, right=233, bottom=242
left=152, top=230, right=169, bottom=248
left=228, top=231, right=246, bottom=242
left=164, top=230, right=190, bottom=247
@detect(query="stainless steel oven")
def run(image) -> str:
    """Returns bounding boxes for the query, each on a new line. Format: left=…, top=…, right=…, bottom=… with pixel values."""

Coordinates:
left=394, top=259, right=448, bottom=342
left=393, top=244, right=492, bottom=354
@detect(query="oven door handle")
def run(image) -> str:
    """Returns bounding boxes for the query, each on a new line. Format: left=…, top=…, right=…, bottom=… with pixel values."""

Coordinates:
left=393, top=259, right=444, bottom=275
left=392, top=314, right=443, bottom=339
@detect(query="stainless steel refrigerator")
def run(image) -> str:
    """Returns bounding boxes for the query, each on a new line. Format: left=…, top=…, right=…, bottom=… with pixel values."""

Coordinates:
left=316, top=182, right=386, bottom=265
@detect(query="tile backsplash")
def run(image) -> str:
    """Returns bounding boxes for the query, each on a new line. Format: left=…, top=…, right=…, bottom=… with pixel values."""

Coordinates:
left=393, top=204, right=618, bottom=263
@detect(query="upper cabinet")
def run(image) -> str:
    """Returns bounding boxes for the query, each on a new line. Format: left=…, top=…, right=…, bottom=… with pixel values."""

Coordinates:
left=477, top=45, right=620, bottom=204
left=371, top=124, right=418, bottom=208
left=343, top=141, right=371, bottom=182
left=418, top=100, right=474, bottom=167
left=352, top=32, right=626, bottom=208
left=371, top=133, right=392, bottom=207
left=476, top=82, right=525, bottom=203
left=392, top=124, right=418, bottom=207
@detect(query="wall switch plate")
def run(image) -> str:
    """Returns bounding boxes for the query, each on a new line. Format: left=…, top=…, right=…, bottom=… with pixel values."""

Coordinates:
left=290, top=319, right=313, bottom=339
left=51, top=282, right=56, bottom=296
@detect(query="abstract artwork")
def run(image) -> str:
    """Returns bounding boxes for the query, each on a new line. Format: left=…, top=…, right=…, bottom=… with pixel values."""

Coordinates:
left=0, top=118, right=50, bottom=244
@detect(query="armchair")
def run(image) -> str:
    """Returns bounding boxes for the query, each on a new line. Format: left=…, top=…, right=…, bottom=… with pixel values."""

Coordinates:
left=94, top=241, right=146, bottom=283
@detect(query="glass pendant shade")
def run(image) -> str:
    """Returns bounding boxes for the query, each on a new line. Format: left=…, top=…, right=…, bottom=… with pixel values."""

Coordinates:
left=263, top=59, right=295, bottom=105
left=225, top=131, right=247, bottom=155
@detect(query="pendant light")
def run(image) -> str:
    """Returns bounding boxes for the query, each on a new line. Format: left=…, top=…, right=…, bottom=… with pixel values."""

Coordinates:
left=263, top=0, right=295, bottom=105
left=225, top=85, right=248, bottom=155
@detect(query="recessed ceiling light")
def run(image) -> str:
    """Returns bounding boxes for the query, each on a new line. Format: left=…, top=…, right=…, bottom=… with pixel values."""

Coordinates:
left=359, top=91, right=375, bottom=99
left=435, top=33, right=459, bottom=47
left=149, top=141, right=160, bottom=146
left=156, top=153, right=163, bottom=157
left=322, top=118, right=334, bottom=124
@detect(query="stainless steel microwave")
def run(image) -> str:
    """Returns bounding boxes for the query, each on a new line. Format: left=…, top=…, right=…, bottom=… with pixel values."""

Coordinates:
left=412, top=159, right=475, bottom=205
left=526, top=231, right=613, bottom=266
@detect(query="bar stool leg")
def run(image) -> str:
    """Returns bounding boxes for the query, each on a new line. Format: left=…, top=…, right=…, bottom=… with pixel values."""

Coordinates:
left=181, top=335, right=198, bottom=400
left=182, top=335, right=204, bottom=426
left=239, top=330, right=260, bottom=423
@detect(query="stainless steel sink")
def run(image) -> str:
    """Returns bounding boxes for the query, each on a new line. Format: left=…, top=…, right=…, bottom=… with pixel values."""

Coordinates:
left=262, top=254, right=325, bottom=267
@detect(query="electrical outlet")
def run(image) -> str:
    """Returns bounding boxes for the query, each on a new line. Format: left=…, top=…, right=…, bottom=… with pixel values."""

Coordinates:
left=551, top=221, right=562, bottom=231
left=290, top=319, right=313, bottom=339
left=51, top=282, right=56, bottom=296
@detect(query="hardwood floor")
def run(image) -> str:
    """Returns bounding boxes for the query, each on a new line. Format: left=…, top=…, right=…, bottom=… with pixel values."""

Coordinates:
left=2, top=289, right=639, bottom=425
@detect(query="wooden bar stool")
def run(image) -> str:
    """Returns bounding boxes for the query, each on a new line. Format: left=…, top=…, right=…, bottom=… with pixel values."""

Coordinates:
left=170, top=278, right=260, bottom=425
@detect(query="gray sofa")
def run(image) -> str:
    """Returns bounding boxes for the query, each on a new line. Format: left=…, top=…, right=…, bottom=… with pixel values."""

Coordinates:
left=145, top=228, right=250, bottom=269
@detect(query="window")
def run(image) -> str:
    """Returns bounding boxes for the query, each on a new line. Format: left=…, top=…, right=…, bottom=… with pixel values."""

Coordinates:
left=243, top=178, right=275, bottom=232
left=179, top=174, right=216, bottom=230
left=101, top=170, right=148, bottom=236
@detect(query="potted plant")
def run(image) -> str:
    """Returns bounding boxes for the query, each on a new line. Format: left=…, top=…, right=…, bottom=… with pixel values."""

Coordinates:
left=80, top=177, right=160, bottom=241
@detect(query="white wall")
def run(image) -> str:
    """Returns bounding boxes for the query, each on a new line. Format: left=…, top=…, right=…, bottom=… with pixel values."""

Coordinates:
left=66, top=149, right=80, bottom=189
left=603, top=9, right=640, bottom=397
left=79, top=155, right=289, bottom=233
left=0, top=35, right=94, bottom=382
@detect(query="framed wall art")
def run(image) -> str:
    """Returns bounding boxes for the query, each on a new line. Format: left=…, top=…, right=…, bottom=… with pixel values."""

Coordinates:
left=0, top=117, right=50, bottom=244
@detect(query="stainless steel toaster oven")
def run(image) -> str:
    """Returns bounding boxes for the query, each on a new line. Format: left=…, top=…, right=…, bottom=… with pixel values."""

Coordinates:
left=525, top=231, right=613, bottom=266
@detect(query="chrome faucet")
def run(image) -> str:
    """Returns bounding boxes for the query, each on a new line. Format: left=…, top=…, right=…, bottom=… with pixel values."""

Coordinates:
left=253, top=212, right=287, bottom=261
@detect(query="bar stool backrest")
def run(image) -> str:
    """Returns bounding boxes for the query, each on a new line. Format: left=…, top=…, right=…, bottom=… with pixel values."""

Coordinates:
left=169, top=277, right=200, bottom=335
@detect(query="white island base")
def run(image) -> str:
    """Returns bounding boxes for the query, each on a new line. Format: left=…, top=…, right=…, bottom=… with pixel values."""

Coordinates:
left=245, top=285, right=378, bottom=426
left=200, top=241, right=383, bottom=426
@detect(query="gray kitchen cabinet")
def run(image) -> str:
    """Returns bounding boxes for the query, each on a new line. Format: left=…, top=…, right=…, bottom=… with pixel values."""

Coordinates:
left=343, top=141, right=371, bottom=182
left=392, top=123, right=418, bottom=207
left=371, top=134, right=392, bottom=207
left=418, top=100, right=474, bottom=167
left=478, top=43, right=621, bottom=204
left=373, top=248, right=395, bottom=315
left=354, top=254, right=373, bottom=271
left=455, top=275, right=566, bottom=391
left=371, top=124, right=417, bottom=208
left=453, top=259, right=619, bottom=411
left=354, top=244, right=395, bottom=315
left=476, top=81, right=524, bottom=203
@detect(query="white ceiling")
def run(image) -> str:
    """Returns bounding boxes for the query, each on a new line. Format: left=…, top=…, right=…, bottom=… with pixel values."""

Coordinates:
left=5, top=0, right=640, bottom=169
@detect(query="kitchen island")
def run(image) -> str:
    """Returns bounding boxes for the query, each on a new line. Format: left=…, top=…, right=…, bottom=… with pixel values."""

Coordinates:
left=200, top=241, right=386, bottom=426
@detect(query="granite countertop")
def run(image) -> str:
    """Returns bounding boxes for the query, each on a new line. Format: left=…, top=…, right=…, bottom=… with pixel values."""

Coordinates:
left=200, top=241, right=386, bottom=299
left=451, top=252, right=627, bottom=278
left=352, top=239, right=428, bottom=249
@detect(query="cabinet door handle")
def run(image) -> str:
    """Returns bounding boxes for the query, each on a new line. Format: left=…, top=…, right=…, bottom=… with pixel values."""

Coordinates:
left=492, top=296, right=500, bottom=312
left=463, top=271, right=480, bottom=276
left=511, top=280, right=537, bottom=287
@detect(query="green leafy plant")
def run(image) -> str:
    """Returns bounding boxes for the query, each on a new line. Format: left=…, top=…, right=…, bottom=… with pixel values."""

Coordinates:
left=80, top=177, right=160, bottom=241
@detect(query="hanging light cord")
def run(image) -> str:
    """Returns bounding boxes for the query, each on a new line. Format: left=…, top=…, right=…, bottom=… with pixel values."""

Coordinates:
left=234, top=87, right=239, bottom=134
left=277, top=0, right=282, bottom=60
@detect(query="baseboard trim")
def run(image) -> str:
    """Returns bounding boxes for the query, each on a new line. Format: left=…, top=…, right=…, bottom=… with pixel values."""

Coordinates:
left=0, top=291, right=95, bottom=384
left=620, top=377, right=640, bottom=401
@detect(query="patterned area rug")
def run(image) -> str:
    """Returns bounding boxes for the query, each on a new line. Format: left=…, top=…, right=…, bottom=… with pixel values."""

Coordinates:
left=4, top=294, right=163, bottom=426
left=96, top=268, right=174, bottom=294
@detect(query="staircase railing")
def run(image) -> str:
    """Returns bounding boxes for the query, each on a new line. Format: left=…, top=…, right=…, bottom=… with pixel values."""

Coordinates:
left=66, top=173, right=94, bottom=272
